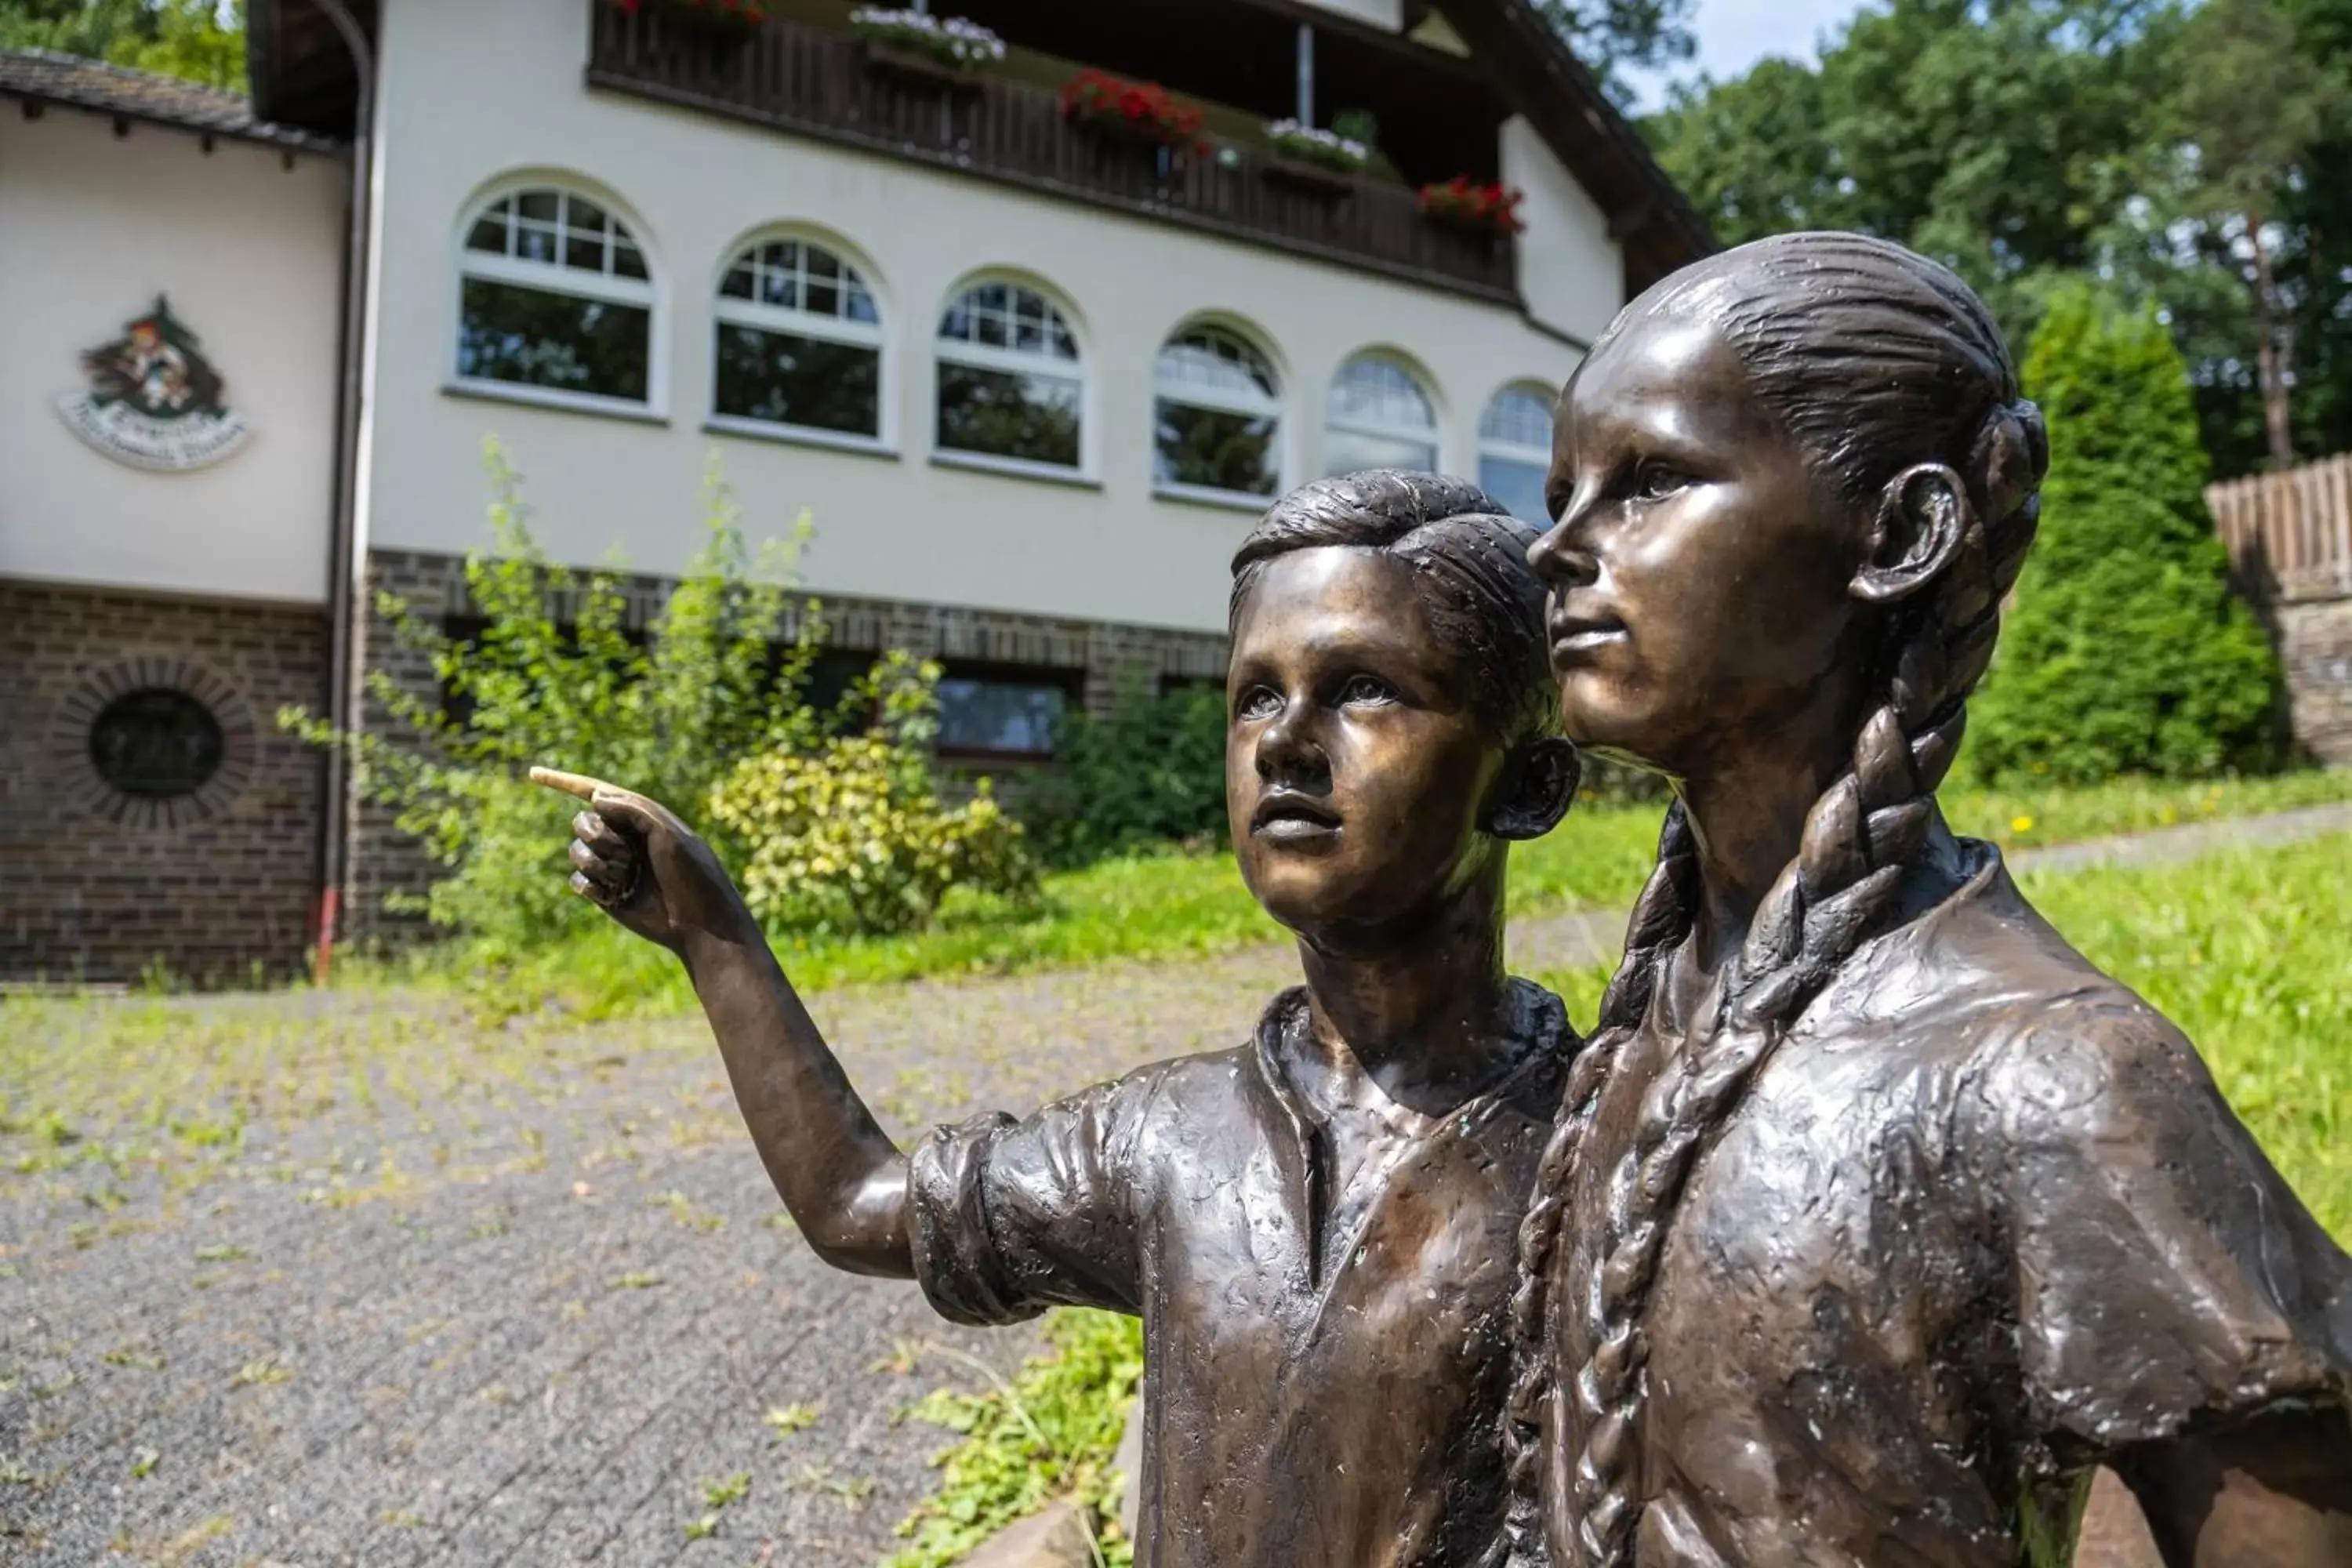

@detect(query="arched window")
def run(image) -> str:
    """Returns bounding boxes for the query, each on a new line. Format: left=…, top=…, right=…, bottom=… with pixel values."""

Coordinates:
left=713, top=235, right=884, bottom=444
left=935, top=280, right=1083, bottom=473
left=1153, top=325, right=1281, bottom=503
left=1324, top=353, right=1438, bottom=476
left=456, top=186, right=655, bottom=409
left=1478, top=383, right=1558, bottom=524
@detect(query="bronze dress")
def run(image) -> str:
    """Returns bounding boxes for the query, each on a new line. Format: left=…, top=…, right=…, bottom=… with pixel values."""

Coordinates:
left=910, top=979, right=1572, bottom=1568
left=1534, top=837, right=2352, bottom=1567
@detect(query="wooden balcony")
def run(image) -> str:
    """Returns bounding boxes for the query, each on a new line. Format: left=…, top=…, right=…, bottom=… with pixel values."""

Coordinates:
left=584, top=5, right=1519, bottom=303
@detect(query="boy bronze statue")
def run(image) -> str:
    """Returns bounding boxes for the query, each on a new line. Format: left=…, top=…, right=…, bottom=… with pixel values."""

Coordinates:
left=538, top=470, right=1581, bottom=1566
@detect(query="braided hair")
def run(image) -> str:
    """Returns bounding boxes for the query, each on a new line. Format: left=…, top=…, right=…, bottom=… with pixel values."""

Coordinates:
left=1498, top=234, right=2050, bottom=1567
left=1232, top=468, right=1563, bottom=749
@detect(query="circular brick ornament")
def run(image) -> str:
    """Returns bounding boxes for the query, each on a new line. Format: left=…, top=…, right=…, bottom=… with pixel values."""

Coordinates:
left=50, top=655, right=258, bottom=829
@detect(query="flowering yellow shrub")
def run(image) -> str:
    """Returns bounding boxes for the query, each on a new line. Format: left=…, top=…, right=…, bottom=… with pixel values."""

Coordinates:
left=709, top=733, right=1039, bottom=936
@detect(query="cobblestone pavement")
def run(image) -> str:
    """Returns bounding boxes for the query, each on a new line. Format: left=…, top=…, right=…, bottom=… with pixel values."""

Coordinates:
left=0, top=943, right=1310, bottom=1568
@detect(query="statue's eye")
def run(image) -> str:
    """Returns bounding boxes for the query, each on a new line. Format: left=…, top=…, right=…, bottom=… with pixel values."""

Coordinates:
left=1235, top=685, right=1282, bottom=723
left=1339, top=675, right=1396, bottom=707
left=1634, top=461, right=1692, bottom=501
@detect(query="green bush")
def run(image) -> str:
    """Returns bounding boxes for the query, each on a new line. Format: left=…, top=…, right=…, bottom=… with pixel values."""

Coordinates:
left=708, top=653, right=1040, bottom=937
left=284, top=440, right=1022, bottom=952
left=1966, top=280, right=2284, bottom=783
left=1021, top=673, right=1229, bottom=867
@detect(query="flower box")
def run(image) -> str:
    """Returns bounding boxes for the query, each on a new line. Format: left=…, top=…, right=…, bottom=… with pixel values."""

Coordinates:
left=850, top=7, right=1004, bottom=85
left=1060, top=68, right=1205, bottom=151
left=613, top=0, right=767, bottom=38
left=1264, top=155, right=1356, bottom=198
left=861, top=38, right=984, bottom=91
left=1265, top=118, right=1368, bottom=174
left=1417, top=178, right=1526, bottom=237
left=1260, top=119, right=1366, bottom=198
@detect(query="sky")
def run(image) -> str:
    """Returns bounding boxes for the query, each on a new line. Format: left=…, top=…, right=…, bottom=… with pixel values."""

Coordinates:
left=1619, top=0, right=1875, bottom=111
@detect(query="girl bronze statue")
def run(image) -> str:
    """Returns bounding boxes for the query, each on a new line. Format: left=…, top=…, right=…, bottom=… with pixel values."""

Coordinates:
left=537, top=472, right=1583, bottom=1567
left=1502, top=233, right=2352, bottom=1568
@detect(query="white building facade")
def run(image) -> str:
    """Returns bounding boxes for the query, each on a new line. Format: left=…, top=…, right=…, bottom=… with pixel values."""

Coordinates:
left=3, top=0, right=1708, bottom=978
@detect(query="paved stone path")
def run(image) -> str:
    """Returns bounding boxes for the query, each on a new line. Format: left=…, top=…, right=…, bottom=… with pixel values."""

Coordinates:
left=0, top=948, right=1307, bottom=1567
left=3, top=805, right=2343, bottom=1566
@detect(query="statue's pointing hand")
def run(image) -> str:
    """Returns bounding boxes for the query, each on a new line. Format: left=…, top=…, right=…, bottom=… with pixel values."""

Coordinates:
left=529, top=767, right=752, bottom=955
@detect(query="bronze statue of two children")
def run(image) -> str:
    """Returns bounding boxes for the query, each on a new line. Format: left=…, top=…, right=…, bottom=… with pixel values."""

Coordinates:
left=537, top=232, right=2352, bottom=1567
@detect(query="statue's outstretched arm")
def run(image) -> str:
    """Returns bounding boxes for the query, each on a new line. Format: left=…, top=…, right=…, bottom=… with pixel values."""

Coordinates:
left=534, top=768, right=912, bottom=1278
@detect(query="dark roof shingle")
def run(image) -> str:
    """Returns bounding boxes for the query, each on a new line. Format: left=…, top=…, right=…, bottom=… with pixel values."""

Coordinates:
left=0, top=47, right=339, bottom=154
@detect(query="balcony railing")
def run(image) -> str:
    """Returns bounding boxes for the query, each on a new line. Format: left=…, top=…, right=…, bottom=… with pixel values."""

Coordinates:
left=585, top=6, right=1518, bottom=303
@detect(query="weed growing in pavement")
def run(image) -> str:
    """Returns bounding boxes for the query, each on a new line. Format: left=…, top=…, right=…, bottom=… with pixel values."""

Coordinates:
left=764, top=1402, right=822, bottom=1439
left=883, top=1309, right=1144, bottom=1568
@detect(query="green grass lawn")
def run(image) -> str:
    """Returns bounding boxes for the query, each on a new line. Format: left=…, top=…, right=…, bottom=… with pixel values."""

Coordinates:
left=461, top=768, right=2352, bottom=1020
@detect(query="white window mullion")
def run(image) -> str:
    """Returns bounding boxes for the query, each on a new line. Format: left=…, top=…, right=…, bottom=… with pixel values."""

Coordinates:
left=714, top=300, right=884, bottom=349
left=459, top=250, right=655, bottom=309
left=939, top=339, right=1080, bottom=382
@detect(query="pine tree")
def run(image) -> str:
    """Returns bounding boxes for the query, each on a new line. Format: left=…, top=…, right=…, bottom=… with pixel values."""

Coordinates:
left=1967, top=280, right=2283, bottom=782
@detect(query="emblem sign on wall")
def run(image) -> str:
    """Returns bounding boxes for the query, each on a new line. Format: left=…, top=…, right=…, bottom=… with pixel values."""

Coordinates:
left=55, top=295, right=252, bottom=471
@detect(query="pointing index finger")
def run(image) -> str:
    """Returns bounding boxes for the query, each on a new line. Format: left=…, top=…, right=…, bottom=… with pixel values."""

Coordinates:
left=529, top=765, right=610, bottom=801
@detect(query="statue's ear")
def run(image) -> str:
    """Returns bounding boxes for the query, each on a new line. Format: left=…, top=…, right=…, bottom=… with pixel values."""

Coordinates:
left=1853, top=463, right=1969, bottom=604
left=1490, top=737, right=1580, bottom=842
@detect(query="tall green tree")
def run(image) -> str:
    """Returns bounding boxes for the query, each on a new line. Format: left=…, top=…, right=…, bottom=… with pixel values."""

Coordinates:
left=1967, top=281, right=2281, bottom=781
left=1646, top=0, right=2169, bottom=336
left=2168, top=0, right=2352, bottom=474
left=0, top=0, right=244, bottom=92
left=1539, top=0, right=1699, bottom=106
left=1642, top=0, right=2352, bottom=481
left=2153, top=0, right=2346, bottom=468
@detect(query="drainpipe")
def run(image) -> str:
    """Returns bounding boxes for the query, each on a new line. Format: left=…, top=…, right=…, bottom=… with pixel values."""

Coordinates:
left=1295, top=24, right=1314, bottom=125
left=313, top=0, right=373, bottom=985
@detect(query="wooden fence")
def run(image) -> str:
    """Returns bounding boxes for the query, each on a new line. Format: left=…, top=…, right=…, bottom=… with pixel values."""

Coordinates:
left=2208, top=453, right=2352, bottom=601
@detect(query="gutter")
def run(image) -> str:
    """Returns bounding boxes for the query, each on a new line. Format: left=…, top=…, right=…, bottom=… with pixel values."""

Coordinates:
left=313, top=0, right=372, bottom=984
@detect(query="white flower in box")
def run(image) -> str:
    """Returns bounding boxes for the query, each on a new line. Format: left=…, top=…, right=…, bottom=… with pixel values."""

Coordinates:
left=1265, top=118, right=1371, bottom=171
left=849, top=7, right=1005, bottom=67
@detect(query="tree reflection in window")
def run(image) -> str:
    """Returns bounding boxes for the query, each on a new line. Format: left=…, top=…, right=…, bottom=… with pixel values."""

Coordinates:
left=713, top=237, right=884, bottom=439
left=1154, top=326, right=1281, bottom=500
left=456, top=186, right=655, bottom=405
left=936, top=281, right=1083, bottom=469
left=935, top=675, right=1066, bottom=757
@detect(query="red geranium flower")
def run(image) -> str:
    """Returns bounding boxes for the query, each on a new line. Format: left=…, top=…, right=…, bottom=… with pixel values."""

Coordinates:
left=1417, top=178, right=1526, bottom=234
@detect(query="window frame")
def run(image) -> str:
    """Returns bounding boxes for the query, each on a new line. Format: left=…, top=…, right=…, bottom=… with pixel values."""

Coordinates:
left=1150, top=320, right=1287, bottom=512
left=1477, top=380, right=1560, bottom=524
left=1323, top=350, right=1443, bottom=477
left=930, top=659, right=1085, bottom=764
left=931, top=275, right=1093, bottom=483
left=447, top=178, right=667, bottom=420
left=706, top=227, right=895, bottom=456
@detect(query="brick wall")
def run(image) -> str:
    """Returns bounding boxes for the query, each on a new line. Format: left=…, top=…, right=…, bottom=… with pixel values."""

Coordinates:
left=0, top=579, right=330, bottom=984
left=2271, top=592, right=2352, bottom=764
left=344, top=550, right=1232, bottom=948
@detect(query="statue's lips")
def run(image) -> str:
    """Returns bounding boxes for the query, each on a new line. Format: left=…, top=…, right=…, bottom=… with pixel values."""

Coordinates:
left=1548, top=612, right=1626, bottom=659
left=1251, top=794, right=1341, bottom=841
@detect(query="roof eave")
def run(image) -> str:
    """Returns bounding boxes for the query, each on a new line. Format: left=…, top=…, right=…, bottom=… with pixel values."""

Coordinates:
left=1432, top=0, right=1714, bottom=290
